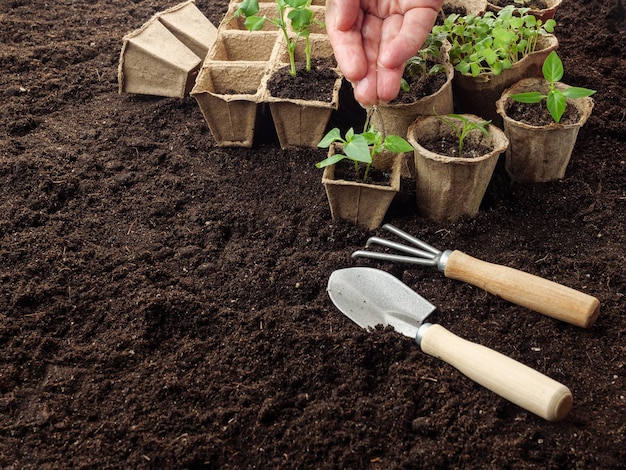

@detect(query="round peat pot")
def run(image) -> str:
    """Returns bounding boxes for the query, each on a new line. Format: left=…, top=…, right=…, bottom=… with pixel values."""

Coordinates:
left=408, top=115, right=509, bottom=222
left=496, top=78, right=595, bottom=183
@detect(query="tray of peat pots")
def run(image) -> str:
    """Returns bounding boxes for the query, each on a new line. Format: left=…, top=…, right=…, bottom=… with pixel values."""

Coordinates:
left=407, top=113, right=509, bottom=222
left=486, top=0, right=563, bottom=23
left=235, top=0, right=343, bottom=148
left=433, top=5, right=558, bottom=126
left=366, top=32, right=454, bottom=177
left=496, top=51, right=596, bottom=183
left=315, top=111, right=414, bottom=230
left=191, top=2, right=280, bottom=147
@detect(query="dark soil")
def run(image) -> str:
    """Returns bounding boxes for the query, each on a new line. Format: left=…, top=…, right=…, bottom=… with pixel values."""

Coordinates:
left=333, top=161, right=392, bottom=186
left=418, top=132, right=492, bottom=158
left=1, top=0, right=626, bottom=468
left=488, top=0, right=549, bottom=9
left=436, top=5, right=467, bottom=25
left=505, top=100, right=580, bottom=126
left=267, top=58, right=340, bottom=101
left=389, top=66, right=448, bottom=105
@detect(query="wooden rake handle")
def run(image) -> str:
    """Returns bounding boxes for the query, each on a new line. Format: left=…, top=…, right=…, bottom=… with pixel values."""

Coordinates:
left=444, top=250, right=600, bottom=328
left=418, top=324, right=573, bottom=421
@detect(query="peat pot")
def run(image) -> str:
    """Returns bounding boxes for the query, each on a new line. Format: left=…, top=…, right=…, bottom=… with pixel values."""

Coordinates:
left=322, top=144, right=403, bottom=230
left=408, top=114, right=509, bottom=222
left=486, top=0, right=563, bottom=22
left=268, top=35, right=343, bottom=148
left=496, top=77, right=595, bottom=183
left=452, top=34, right=558, bottom=125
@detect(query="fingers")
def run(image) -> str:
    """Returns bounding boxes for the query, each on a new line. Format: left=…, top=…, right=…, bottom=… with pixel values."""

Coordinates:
left=326, top=0, right=361, bottom=31
left=325, top=0, right=367, bottom=84
left=378, top=7, right=442, bottom=69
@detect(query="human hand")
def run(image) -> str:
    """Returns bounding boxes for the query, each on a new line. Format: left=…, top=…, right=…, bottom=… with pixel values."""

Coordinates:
left=326, top=0, right=444, bottom=106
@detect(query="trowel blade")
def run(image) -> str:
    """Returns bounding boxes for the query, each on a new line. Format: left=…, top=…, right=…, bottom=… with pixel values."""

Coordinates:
left=327, top=267, right=436, bottom=339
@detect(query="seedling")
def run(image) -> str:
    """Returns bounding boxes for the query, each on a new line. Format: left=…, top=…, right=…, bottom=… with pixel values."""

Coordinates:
left=316, top=123, right=413, bottom=183
left=508, top=51, right=596, bottom=122
left=400, top=32, right=448, bottom=92
left=435, top=113, right=491, bottom=157
left=433, top=6, right=556, bottom=76
left=236, top=0, right=315, bottom=76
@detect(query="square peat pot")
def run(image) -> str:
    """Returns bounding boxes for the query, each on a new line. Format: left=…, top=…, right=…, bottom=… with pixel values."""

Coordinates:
left=157, top=0, right=218, bottom=59
left=321, top=145, right=403, bottom=230
left=207, top=29, right=278, bottom=62
left=191, top=61, right=269, bottom=147
left=118, top=0, right=218, bottom=98
left=118, top=19, right=202, bottom=98
left=268, top=34, right=342, bottom=148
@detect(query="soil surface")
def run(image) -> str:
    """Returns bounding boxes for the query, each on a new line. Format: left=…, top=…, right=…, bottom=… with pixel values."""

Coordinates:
left=1, top=0, right=625, bottom=468
left=505, top=100, right=581, bottom=126
left=489, top=0, right=549, bottom=9
left=267, top=58, right=340, bottom=102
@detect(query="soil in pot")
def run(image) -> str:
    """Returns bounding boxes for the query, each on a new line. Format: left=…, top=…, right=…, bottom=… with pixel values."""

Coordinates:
left=267, top=57, right=339, bottom=101
left=333, top=160, right=393, bottom=186
left=418, top=134, right=493, bottom=158
left=504, top=100, right=581, bottom=126
left=388, top=63, right=449, bottom=105
left=488, top=0, right=548, bottom=8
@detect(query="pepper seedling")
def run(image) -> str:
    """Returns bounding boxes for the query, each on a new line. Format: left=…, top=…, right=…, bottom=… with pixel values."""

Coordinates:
left=508, top=50, right=596, bottom=123
left=316, top=127, right=413, bottom=183
left=435, top=113, right=491, bottom=158
left=235, top=0, right=315, bottom=76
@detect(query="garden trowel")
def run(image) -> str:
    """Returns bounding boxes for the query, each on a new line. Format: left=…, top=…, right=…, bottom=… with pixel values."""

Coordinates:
left=327, top=267, right=573, bottom=421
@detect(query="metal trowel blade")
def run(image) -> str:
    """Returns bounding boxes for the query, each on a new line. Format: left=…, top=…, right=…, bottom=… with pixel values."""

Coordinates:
left=327, top=267, right=436, bottom=339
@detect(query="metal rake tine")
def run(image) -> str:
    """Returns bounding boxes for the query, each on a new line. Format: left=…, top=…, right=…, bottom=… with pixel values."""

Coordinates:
left=364, top=236, right=438, bottom=260
left=382, top=224, right=441, bottom=256
left=351, top=249, right=439, bottom=267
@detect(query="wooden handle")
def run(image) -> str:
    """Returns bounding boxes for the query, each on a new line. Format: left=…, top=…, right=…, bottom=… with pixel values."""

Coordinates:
left=444, top=250, right=600, bottom=328
left=419, top=324, right=573, bottom=421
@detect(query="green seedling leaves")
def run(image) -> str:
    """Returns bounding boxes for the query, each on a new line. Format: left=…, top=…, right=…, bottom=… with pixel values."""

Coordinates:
left=236, top=0, right=315, bottom=75
left=509, top=51, right=596, bottom=122
left=316, top=126, right=413, bottom=182
left=436, top=113, right=491, bottom=158
left=434, top=5, right=557, bottom=77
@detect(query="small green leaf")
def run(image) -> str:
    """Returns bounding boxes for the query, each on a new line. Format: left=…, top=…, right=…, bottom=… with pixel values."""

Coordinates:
left=542, top=51, right=564, bottom=83
left=562, top=86, right=596, bottom=99
left=285, top=0, right=308, bottom=8
left=384, top=136, right=414, bottom=153
left=288, top=8, right=313, bottom=31
left=344, top=135, right=372, bottom=164
left=317, top=128, right=343, bottom=148
left=315, top=153, right=345, bottom=169
left=361, top=131, right=380, bottom=146
left=509, top=91, right=545, bottom=103
left=245, top=15, right=266, bottom=31
left=547, top=90, right=567, bottom=122
left=236, top=0, right=260, bottom=16
left=482, top=48, right=498, bottom=65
